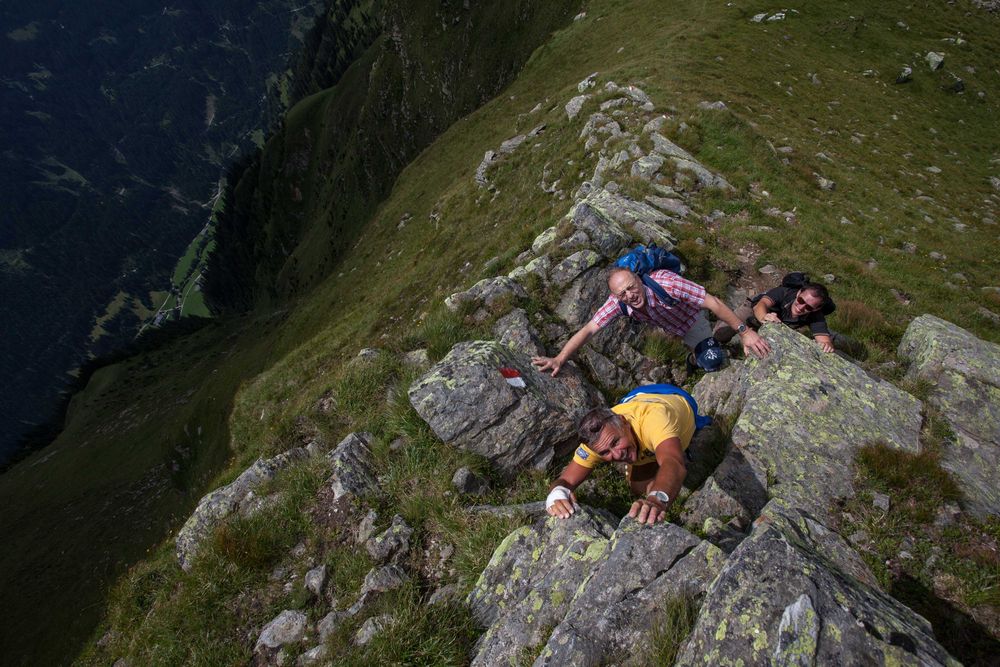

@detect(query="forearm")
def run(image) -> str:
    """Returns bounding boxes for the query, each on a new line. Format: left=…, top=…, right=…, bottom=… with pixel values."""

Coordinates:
left=753, top=300, right=771, bottom=323
left=555, top=323, right=596, bottom=363
left=646, top=458, right=686, bottom=505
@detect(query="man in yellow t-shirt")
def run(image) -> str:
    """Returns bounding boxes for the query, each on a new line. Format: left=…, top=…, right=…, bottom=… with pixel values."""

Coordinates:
left=545, top=393, right=695, bottom=525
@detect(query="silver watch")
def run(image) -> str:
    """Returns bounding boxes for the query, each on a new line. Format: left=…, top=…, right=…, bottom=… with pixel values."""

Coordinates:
left=736, top=323, right=748, bottom=334
left=647, top=490, right=670, bottom=505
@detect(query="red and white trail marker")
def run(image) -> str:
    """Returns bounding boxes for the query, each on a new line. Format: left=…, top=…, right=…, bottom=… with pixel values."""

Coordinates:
left=499, top=367, right=526, bottom=388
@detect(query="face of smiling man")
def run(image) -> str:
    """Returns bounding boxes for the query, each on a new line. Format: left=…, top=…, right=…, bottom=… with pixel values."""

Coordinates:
left=790, top=288, right=824, bottom=318
left=591, top=419, right=637, bottom=463
left=608, top=270, right=645, bottom=310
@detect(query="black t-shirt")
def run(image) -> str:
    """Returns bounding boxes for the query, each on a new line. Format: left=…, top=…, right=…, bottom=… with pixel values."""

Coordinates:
left=754, top=286, right=832, bottom=336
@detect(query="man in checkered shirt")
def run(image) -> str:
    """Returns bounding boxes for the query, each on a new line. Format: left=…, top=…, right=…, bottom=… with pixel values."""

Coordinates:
left=532, top=267, right=771, bottom=376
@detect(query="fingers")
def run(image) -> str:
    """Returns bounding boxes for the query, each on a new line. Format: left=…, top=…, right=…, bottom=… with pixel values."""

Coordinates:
left=531, top=356, right=561, bottom=376
left=547, top=499, right=576, bottom=519
left=628, top=500, right=665, bottom=525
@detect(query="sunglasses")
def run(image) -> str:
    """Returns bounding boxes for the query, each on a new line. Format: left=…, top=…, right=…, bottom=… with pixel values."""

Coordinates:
left=795, top=295, right=822, bottom=313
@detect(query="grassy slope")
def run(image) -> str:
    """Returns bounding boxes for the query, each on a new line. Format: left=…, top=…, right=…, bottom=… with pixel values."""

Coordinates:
left=8, top=0, right=999, bottom=664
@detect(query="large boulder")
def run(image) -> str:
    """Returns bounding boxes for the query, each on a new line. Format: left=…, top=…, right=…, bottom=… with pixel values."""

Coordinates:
left=692, top=324, right=923, bottom=523
left=677, top=500, right=958, bottom=666
left=898, top=314, right=1000, bottom=516
left=580, top=188, right=678, bottom=249
left=408, top=341, right=603, bottom=474
left=468, top=508, right=724, bottom=666
left=176, top=447, right=307, bottom=571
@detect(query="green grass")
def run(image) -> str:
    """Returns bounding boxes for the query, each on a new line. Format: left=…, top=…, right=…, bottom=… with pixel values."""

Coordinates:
left=642, top=594, right=699, bottom=667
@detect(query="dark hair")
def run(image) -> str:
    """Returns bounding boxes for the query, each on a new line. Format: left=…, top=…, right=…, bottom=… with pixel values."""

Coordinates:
left=800, top=282, right=829, bottom=304
left=577, top=407, right=620, bottom=446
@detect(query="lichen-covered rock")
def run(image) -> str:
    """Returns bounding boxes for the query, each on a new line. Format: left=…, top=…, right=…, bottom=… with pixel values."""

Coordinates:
left=304, top=565, right=326, bottom=598
left=469, top=509, right=724, bottom=667
left=468, top=507, right=617, bottom=665
left=677, top=500, right=958, bottom=666
left=444, top=276, right=528, bottom=314
left=535, top=523, right=725, bottom=666
left=579, top=189, right=676, bottom=250
left=408, top=341, right=604, bottom=474
left=354, top=614, right=393, bottom=646
left=681, top=446, right=769, bottom=531
left=176, top=447, right=307, bottom=570
left=693, top=324, right=922, bottom=522
left=550, top=249, right=603, bottom=287
left=452, top=466, right=489, bottom=496
left=898, top=314, right=1000, bottom=516
left=492, top=308, right=545, bottom=357
left=326, top=432, right=377, bottom=500
left=630, top=154, right=665, bottom=180
left=366, top=514, right=412, bottom=563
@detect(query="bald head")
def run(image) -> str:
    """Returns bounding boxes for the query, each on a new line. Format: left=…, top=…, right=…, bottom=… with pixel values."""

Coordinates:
left=608, top=268, right=645, bottom=309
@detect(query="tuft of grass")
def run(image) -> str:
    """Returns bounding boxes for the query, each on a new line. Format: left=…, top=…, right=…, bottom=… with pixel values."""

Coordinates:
left=334, top=352, right=403, bottom=430
left=643, top=330, right=690, bottom=366
left=854, top=442, right=961, bottom=524
left=404, top=306, right=483, bottom=362
left=642, top=594, right=699, bottom=666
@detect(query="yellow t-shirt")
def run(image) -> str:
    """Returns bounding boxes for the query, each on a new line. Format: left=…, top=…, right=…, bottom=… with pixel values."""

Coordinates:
left=572, top=394, right=695, bottom=469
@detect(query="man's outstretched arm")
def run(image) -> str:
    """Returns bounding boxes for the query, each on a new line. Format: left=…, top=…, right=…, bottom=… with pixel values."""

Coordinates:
left=532, top=321, right=600, bottom=376
left=703, top=293, right=772, bottom=358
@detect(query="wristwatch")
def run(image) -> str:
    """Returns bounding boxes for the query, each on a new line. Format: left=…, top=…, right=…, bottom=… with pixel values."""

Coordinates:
left=736, top=324, right=747, bottom=335
left=647, top=490, right=670, bottom=505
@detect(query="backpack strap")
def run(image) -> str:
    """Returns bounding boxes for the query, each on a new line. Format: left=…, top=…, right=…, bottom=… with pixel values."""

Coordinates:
left=619, top=383, right=713, bottom=431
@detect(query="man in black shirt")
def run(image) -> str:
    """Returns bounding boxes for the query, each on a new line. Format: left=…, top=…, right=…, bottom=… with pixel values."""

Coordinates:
left=714, top=280, right=837, bottom=353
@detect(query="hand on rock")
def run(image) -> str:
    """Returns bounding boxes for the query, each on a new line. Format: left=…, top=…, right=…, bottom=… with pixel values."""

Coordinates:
left=741, top=330, right=772, bottom=358
left=628, top=498, right=666, bottom=525
left=532, top=355, right=563, bottom=377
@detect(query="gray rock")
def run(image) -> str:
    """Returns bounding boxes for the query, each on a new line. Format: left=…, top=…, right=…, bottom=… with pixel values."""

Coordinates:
left=650, top=132, right=695, bottom=161
left=682, top=446, right=770, bottom=530
left=645, top=195, right=691, bottom=218
left=677, top=501, right=956, bottom=666
left=254, top=610, right=308, bottom=652
left=296, top=644, right=328, bottom=666
left=577, top=72, right=599, bottom=92
left=642, top=115, right=668, bottom=134
left=630, top=154, right=665, bottom=180
left=899, top=315, right=1000, bottom=516
left=693, top=325, right=923, bottom=522
left=176, top=447, right=307, bottom=570
left=452, top=466, right=489, bottom=496
left=445, top=276, right=528, bottom=313
left=475, top=150, right=497, bottom=187
left=531, top=226, right=559, bottom=254
left=366, top=514, right=413, bottom=563
left=465, top=501, right=549, bottom=518
left=566, top=95, right=589, bottom=120
left=317, top=610, right=348, bottom=641
left=408, top=341, right=603, bottom=475
left=674, top=157, right=734, bottom=191
left=578, top=189, right=676, bottom=249
left=356, top=509, right=378, bottom=544
left=304, top=565, right=327, bottom=598
left=814, top=173, right=836, bottom=190
left=493, top=308, right=545, bottom=357
left=355, top=614, right=393, bottom=646
left=427, top=582, right=463, bottom=606
left=498, top=134, right=527, bottom=155
left=896, top=66, right=913, bottom=83
left=402, top=348, right=430, bottom=368
left=508, top=255, right=551, bottom=285
left=873, top=492, right=891, bottom=512
left=326, top=432, right=377, bottom=501
left=697, top=100, right=727, bottom=110
left=470, top=509, right=724, bottom=666
left=564, top=202, right=633, bottom=259
left=359, top=564, right=408, bottom=599
left=550, top=250, right=603, bottom=287
left=926, top=51, right=945, bottom=70
left=599, top=97, right=629, bottom=111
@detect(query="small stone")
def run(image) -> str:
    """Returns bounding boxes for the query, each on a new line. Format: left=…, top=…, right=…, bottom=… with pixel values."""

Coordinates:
left=899, top=550, right=914, bottom=560
left=814, top=173, right=836, bottom=190
left=934, top=502, right=961, bottom=527
left=360, top=564, right=409, bottom=598
left=317, top=610, right=348, bottom=641
left=366, top=515, right=413, bottom=563
left=402, top=349, right=430, bottom=368
left=872, top=493, right=890, bottom=512
left=355, top=614, right=393, bottom=645
left=255, top=610, right=308, bottom=652
left=849, top=530, right=869, bottom=546
left=573, top=11, right=586, bottom=21
left=305, top=565, right=327, bottom=598
left=840, top=216, right=852, bottom=225
left=697, top=100, right=727, bottom=110
left=452, top=467, right=489, bottom=496
left=565, top=95, right=589, bottom=120
left=925, top=52, right=945, bottom=71
left=577, top=72, right=599, bottom=93
left=297, top=644, right=329, bottom=666
left=428, top=583, right=463, bottom=606
left=357, top=509, right=378, bottom=544
left=929, top=251, right=946, bottom=260
left=895, top=66, right=913, bottom=84
left=925, top=166, right=942, bottom=174
left=758, top=264, right=779, bottom=275
left=823, top=274, right=836, bottom=284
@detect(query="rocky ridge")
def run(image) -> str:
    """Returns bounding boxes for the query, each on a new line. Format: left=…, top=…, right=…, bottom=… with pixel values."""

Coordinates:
left=168, top=75, right=999, bottom=664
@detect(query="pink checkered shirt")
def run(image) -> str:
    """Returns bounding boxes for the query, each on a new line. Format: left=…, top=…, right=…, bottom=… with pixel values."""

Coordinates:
left=591, top=270, right=706, bottom=336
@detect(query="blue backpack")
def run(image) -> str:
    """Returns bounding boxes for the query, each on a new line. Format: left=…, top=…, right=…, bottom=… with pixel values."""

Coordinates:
left=614, top=244, right=684, bottom=314
left=619, top=384, right=712, bottom=431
